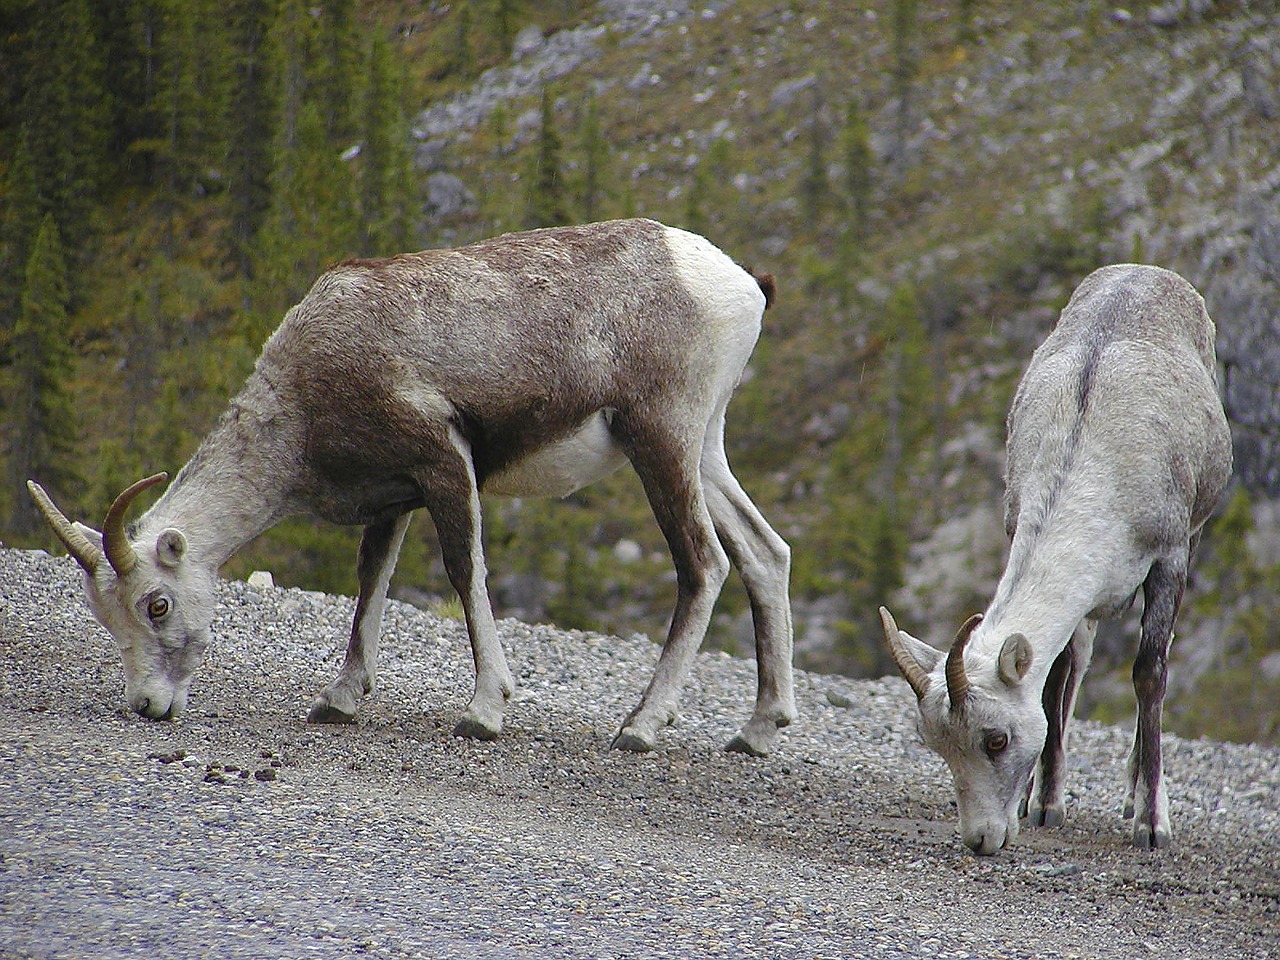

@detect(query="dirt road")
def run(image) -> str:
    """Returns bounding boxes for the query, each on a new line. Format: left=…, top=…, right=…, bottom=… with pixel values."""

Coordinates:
left=2, top=549, right=1277, bottom=958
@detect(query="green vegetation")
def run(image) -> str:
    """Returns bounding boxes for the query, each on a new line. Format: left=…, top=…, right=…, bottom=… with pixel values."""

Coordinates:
left=2, top=0, right=1277, bottom=742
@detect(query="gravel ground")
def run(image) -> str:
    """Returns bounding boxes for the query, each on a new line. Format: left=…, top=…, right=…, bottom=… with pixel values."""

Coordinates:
left=2, top=547, right=1278, bottom=959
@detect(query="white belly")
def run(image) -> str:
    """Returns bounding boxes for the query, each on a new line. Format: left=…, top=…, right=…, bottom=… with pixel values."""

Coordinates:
left=481, top=410, right=629, bottom=498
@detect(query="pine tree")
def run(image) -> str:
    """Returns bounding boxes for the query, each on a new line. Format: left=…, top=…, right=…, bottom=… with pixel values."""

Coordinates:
left=227, top=0, right=281, bottom=277
left=448, top=0, right=477, bottom=79
left=576, top=91, right=609, bottom=223
left=841, top=100, right=873, bottom=240
left=360, top=33, right=415, bottom=256
left=19, top=0, right=108, bottom=272
left=90, top=0, right=149, bottom=179
left=315, top=0, right=363, bottom=145
left=255, top=99, right=360, bottom=322
left=800, top=84, right=827, bottom=228
left=523, top=89, right=570, bottom=229
left=5, top=215, right=78, bottom=536
left=889, top=0, right=919, bottom=176
left=683, top=160, right=709, bottom=237
left=492, top=0, right=520, bottom=59
left=877, top=281, right=931, bottom=518
left=0, top=135, right=42, bottom=340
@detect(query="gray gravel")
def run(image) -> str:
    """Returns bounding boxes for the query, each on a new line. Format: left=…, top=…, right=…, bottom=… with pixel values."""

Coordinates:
left=2, top=548, right=1278, bottom=959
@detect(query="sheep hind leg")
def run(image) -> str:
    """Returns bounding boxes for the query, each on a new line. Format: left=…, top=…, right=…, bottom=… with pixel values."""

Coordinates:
left=1026, top=618, right=1095, bottom=827
left=1125, top=557, right=1185, bottom=850
left=611, top=414, right=729, bottom=753
left=309, top=512, right=413, bottom=724
left=701, top=414, right=796, bottom=756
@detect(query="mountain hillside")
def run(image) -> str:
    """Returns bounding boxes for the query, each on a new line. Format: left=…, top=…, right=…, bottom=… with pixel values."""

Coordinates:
left=2, top=0, right=1277, bottom=743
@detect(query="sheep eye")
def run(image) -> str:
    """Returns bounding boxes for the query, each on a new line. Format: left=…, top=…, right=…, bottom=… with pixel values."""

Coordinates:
left=985, top=732, right=1010, bottom=754
left=147, top=597, right=171, bottom=620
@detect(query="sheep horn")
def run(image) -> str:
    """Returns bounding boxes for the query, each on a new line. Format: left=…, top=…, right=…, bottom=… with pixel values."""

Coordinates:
left=946, top=613, right=984, bottom=714
left=26, top=480, right=104, bottom=574
left=102, top=473, right=168, bottom=578
left=879, top=606, right=931, bottom=702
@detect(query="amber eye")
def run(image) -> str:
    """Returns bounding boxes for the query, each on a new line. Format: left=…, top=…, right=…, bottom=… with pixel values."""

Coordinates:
left=147, top=597, right=171, bottom=620
left=985, top=732, right=1009, bottom=754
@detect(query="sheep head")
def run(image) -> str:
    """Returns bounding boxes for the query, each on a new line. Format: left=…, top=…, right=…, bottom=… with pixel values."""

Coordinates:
left=880, top=606, right=1045, bottom=855
left=28, top=475, right=215, bottom=720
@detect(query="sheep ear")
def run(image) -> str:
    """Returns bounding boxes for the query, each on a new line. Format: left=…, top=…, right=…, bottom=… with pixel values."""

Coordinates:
left=74, top=522, right=104, bottom=555
left=155, top=528, right=187, bottom=568
left=998, top=633, right=1033, bottom=686
left=896, top=625, right=944, bottom=674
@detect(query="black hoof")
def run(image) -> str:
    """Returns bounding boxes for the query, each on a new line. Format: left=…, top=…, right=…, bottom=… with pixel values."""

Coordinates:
left=453, top=716, right=500, bottom=741
left=724, top=734, right=768, bottom=757
left=307, top=703, right=357, bottom=725
left=610, top=729, right=655, bottom=753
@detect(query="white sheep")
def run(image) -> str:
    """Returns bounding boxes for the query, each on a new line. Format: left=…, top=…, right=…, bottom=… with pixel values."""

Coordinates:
left=881, top=263, right=1232, bottom=853
left=29, top=218, right=797, bottom=755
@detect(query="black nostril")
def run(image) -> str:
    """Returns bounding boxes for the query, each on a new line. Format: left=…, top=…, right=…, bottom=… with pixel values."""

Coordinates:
left=135, top=698, right=151, bottom=715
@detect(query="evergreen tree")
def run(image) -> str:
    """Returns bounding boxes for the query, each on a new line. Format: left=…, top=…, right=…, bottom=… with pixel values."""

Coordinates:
left=0, top=134, right=42, bottom=340
left=19, top=0, right=108, bottom=272
left=523, top=89, right=570, bottom=229
left=189, top=0, right=236, bottom=185
left=227, top=0, right=280, bottom=277
left=889, top=0, right=919, bottom=176
left=683, top=160, right=709, bottom=237
left=800, top=84, right=827, bottom=228
left=5, top=215, right=78, bottom=536
left=254, top=98, right=360, bottom=323
left=492, top=0, right=521, bottom=59
left=683, top=136, right=732, bottom=238
left=877, top=281, right=931, bottom=518
left=576, top=91, right=609, bottom=222
left=315, top=0, right=363, bottom=145
left=360, top=33, right=415, bottom=256
left=89, top=0, right=149, bottom=179
left=146, top=2, right=206, bottom=245
left=448, top=0, right=477, bottom=79
left=841, top=100, right=873, bottom=240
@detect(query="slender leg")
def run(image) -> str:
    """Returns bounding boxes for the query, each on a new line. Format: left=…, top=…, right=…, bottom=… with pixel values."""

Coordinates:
left=420, top=424, right=515, bottom=741
left=611, top=412, right=730, bottom=752
left=1125, top=556, right=1186, bottom=849
left=309, top=512, right=413, bottom=723
left=1026, top=618, right=1096, bottom=826
left=701, top=411, right=797, bottom=756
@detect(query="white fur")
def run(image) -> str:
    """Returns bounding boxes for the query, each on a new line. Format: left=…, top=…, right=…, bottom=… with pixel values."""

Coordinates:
left=482, top=411, right=628, bottom=498
left=664, top=225, right=764, bottom=363
left=885, top=264, right=1232, bottom=855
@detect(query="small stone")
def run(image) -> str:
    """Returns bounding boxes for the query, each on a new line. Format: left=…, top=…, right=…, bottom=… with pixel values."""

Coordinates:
left=253, top=767, right=278, bottom=782
left=247, top=570, right=275, bottom=590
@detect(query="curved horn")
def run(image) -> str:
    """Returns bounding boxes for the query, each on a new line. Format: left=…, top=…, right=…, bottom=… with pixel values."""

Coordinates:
left=102, top=473, right=168, bottom=578
left=946, top=613, right=984, bottom=714
left=879, top=606, right=931, bottom=702
left=26, top=480, right=103, bottom=573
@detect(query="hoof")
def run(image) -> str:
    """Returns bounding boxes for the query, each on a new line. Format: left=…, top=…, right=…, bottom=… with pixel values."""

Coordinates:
left=725, top=713, right=787, bottom=757
left=611, top=728, right=656, bottom=753
left=1132, top=823, right=1171, bottom=850
left=307, top=702, right=357, bottom=724
left=724, top=733, right=769, bottom=758
left=1027, top=804, right=1066, bottom=828
left=453, top=713, right=501, bottom=741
